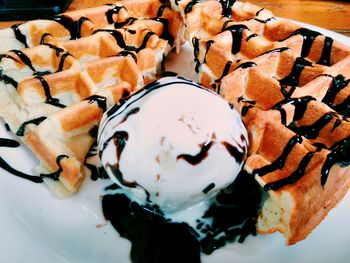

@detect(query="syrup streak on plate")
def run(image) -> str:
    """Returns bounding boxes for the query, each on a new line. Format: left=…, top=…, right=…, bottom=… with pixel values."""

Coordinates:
left=0, top=20, right=350, bottom=263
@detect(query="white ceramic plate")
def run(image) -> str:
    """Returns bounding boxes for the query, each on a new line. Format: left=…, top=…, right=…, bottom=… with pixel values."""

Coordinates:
left=1, top=20, right=350, bottom=263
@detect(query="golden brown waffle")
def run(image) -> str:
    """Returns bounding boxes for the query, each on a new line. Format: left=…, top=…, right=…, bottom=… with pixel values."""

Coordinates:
left=0, top=0, right=183, bottom=196
left=174, top=0, right=350, bottom=244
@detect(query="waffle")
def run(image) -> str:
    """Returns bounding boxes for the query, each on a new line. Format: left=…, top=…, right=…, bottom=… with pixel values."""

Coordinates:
left=0, top=0, right=183, bottom=196
left=172, top=0, right=350, bottom=244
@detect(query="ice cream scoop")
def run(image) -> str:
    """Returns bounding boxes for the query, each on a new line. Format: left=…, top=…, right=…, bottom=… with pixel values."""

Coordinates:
left=98, top=76, right=248, bottom=213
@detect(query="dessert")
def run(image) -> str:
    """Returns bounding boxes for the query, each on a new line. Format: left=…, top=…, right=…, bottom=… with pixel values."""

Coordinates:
left=98, top=76, right=248, bottom=213
left=172, top=0, right=350, bottom=245
left=0, top=0, right=349, bottom=261
left=0, top=0, right=183, bottom=196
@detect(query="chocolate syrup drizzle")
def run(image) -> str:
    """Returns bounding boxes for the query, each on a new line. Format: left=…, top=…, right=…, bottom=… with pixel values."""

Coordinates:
left=9, top=49, right=56, bottom=77
left=114, top=17, right=136, bottom=28
left=235, top=61, right=257, bottom=70
left=104, top=131, right=128, bottom=177
left=119, top=107, right=140, bottom=124
left=279, top=28, right=333, bottom=65
left=105, top=5, right=128, bottom=24
left=256, top=8, right=265, bottom=16
left=16, top=116, right=47, bottom=136
left=253, top=17, right=276, bottom=24
left=202, top=183, right=215, bottom=194
left=263, top=151, right=316, bottom=191
left=222, top=137, right=247, bottom=163
left=115, top=50, right=138, bottom=63
left=177, top=141, right=214, bottom=165
left=253, top=135, right=303, bottom=177
left=272, top=96, right=316, bottom=125
left=11, top=24, right=29, bottom=48
left=35, top=76, right=67, bottom=108
left=201, top=40, right=256, bottom=89
left=40, top=33, right=73, bottom=72
left=89, top=126, right=98, bottom=138
left=321, top=136, right=350, bottom=186
left=317, top=37, right=333, bottom=66
left=331, top=118, right=344, bottom=132
left=157, top=4, right=168, bottom=17
left=94, top=29, right=156, bottom=53
left=261, top=99, right=348, bottom=190
left=0, top=53, right=21, bottom=87
left=215, top=61, right=233, bottom=84
left=184, top=8, right=346, bottom=192
left=10, top=49, right=40, bottom=75
left=280, top=28, right=321, bottom=58
left=222, top=24, right=248, bottom=55
left=40, top=155, right=69, bottom=181
left=289, top=112, right=335, bottom=139
left=220, top=0, right=237, bottom=18
left=102, top=78, right=205, bottom=128
left=184, top=0, right=201, bottom=14
left=321, top=74, right=350, bottom=116
left=57, top=52, right=71, bottom=72
left=0, top=138, right=43, bottom=183
left=86, top=95, right=107, bottom=112
left=258, top=133, right=350, bottom=191
left=333, top=97, right=350, bottom=117
left=241, top=105, right=254, bottom=117
left=40, top=37, right=65, bottom=55
left=104, top=130, right=151, bottom=202
left=0, top=138, right=19, bottom=148
left=279, top=57, right=312, bottom=88
left=105, top=3, right=174, bottom=48
left=86, top=163, right=109, bottom=181
left=4, top=123, right=10, bottom=132
left=246, top=33, right=258, bottom=42
left=203, top=40, right=214, bottom=64
left=52, top=15, right=90, bottom=40
left=0, top=46, right=63, bottom=89
left=161, top=71, right=178, bottom=77
left=192, top=37, right=201, bottom=73
left=152, top=17, right=175, bottom=47
left=238, top=97, right=256, bottom=116
left=258, top=47, right=289, bottom=57
left=0, top=70, right=18, bottom=88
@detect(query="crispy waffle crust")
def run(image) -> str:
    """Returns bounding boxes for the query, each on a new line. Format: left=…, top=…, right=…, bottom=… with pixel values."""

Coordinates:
left=0, top=0, right=184, bottom=196
left=172, top=0, right=350, bottom=244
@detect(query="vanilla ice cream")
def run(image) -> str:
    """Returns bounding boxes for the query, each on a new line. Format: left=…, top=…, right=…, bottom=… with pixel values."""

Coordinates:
left=98, top=76, right=248, bottom=213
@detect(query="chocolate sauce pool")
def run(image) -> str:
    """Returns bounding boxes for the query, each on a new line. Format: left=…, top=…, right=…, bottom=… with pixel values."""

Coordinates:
left=103, top=192, right=201, bottom=263
left=102, top=169, right=261, bottom=262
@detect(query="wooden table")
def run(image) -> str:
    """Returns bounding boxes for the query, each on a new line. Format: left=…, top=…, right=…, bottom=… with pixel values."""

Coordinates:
left=0, top=0, right=349, bottom=37
left=249, top=0, right=350, bottom=37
